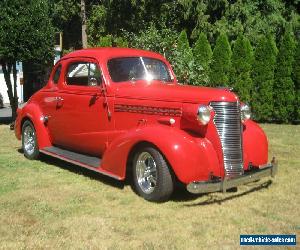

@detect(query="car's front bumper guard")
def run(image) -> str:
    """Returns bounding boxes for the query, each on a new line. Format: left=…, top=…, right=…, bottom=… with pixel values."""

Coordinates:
left=187, top=158, right=278, bottom=194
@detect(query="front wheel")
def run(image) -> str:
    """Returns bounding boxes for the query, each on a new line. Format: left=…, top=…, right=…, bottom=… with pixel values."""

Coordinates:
left=22, top=120, right=39, bottom=160
left=132, top=146, right=174, bottom=202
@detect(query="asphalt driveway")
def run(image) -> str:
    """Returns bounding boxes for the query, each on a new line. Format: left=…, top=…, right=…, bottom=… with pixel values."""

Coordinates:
left=0, top=106, right=12, bottom=124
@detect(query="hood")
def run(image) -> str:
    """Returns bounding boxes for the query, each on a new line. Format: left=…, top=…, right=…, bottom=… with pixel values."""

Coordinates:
left=112, top=81, right=239, bottom=104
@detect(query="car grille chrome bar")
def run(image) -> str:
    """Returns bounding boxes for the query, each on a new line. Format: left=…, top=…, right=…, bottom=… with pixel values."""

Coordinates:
left=210, top=102, right=244, bottom=177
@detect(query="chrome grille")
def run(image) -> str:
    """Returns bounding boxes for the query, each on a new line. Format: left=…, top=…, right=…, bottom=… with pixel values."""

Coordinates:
left=210, top=102, right=244, bottom=177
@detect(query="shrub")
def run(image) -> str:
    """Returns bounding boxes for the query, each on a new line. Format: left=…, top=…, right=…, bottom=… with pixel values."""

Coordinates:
left=192, top=32, right=212, bottom=86
left=273, top=28, right=296, bottom=123
left=252, top=35, right=278, bottom=122
left=230, top=35, right=254, bottom=104
left=172, top=30, right=194, bottom=84
left=292, top=41, right=300, bottom=122
left=209, top=33, right=232, bottom=87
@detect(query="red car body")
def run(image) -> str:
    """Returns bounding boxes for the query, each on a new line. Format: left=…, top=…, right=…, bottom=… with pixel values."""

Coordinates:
left=15, top=48, right=277, bottom=201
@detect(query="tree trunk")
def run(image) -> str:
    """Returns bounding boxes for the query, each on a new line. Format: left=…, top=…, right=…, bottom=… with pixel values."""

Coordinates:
left=12, top=62, right=18, bottom=120
left=1, top=61, right=18, bottom=121
left=81, top=0, right=87, bottom=48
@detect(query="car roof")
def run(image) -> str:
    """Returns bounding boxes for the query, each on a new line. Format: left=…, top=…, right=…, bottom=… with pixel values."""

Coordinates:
left=61, top=47, right=166, bottom=61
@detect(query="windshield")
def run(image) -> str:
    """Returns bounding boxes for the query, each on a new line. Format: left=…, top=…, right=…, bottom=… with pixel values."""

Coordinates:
left=107, top=57, right=173, bottom=83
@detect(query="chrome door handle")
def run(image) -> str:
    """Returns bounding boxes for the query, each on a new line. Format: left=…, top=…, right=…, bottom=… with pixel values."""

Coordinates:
left=55, top=97, right=64, bottom=101
left=55, top=96, right=64, bottom=108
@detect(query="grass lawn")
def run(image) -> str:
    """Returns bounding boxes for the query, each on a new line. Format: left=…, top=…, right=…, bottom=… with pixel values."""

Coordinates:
left=0, top=124, right=299, bottom=249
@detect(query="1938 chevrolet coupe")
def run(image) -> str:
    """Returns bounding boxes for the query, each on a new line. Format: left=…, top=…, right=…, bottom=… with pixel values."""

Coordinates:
left=15, top=48, right=277, bottom=201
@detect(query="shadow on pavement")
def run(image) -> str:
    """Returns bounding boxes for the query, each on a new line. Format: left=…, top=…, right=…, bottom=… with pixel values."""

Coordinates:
left=0, top=117, right=13, bottom=124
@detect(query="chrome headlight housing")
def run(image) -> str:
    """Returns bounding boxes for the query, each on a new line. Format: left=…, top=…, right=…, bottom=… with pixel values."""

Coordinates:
left=197, top=105, right=211, bottom=125
left=241, top=103, right=251, bottom=121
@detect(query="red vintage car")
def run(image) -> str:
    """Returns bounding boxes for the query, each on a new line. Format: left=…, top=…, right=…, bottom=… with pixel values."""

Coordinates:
left=14, top=48, right=277, bottom=201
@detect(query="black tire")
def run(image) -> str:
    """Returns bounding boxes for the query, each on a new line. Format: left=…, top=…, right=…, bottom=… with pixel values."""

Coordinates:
left=22, top=120, right=39, bottom=160
left=132, top=146, right=174, bottom=202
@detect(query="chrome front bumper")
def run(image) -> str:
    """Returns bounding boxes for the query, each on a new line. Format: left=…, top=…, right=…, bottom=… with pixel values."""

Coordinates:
left=187, top=159, right=278, bottom=194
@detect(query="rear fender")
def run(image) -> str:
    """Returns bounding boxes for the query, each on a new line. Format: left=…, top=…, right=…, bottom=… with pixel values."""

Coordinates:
left=101, top=125, right=220, bottom=184
left=17, top=103, right=51, bottom=149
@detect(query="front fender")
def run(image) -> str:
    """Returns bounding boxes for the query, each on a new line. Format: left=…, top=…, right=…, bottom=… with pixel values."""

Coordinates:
left=15, top=102, right=51, bottom=149
left=101, top=125, right=220, bottom=184
left=243, top=120, right=268, bottom=167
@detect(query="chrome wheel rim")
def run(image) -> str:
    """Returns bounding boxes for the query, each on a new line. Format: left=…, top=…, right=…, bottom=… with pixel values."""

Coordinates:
left=23, top=125, right=36, bottom=155
left=135, top=152, right=157, bottom=194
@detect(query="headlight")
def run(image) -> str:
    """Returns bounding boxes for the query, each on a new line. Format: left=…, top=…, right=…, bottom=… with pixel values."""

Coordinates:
left=241, top=103, right=251, bottom=121
left=197, top=105, right=211, bottom=125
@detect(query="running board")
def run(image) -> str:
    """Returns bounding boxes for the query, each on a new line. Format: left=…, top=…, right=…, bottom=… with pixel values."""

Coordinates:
left=40, top=146, right=122, bottom=180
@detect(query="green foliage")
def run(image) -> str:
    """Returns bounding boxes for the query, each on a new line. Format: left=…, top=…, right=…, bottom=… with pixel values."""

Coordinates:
left=273, top=28, right=296, bottom=123
left=292, top=41, right=300, bottom=121
left=209, top=33, right=232, bottom=87
left=180, top=0, right=299, bottom=44
left=230, top=35, right=254, bottom=103
left=0, top=0, right=54, bottom=62
left=97, top=35, right=113, bottom=47
left=173, top=30, right=194, bottom=84
left=113, top=37, right=128, bottom=48
left=0, top=0, right=54, bottom=119
left=51, top=0, right=81, bottom=49
left=192, top=33, right=212, bottom=85
left=86, top=4, right=107, bottom=47
left=127, top=25, right=177, bottom=56
left=125, top=25, right=179, bottom=77
left=252, top=35, right=278, bottom=122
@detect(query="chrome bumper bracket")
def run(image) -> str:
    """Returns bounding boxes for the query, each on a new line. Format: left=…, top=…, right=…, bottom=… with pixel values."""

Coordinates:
left=187, top=159, right=278, bottom=194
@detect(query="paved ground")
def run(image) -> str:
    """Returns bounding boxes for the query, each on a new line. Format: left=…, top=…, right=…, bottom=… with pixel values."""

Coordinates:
left=0, top=103, right=26, bottom=124
left=0, top=106, right=12, bottom=122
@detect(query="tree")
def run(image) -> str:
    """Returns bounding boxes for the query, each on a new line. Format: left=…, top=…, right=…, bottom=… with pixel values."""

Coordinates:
left=87, top=4, right=107, bottom=46
left=81, top=0, right=87, bottom=48
left=252, top=35, right=278, bottom=121
left=293, top=41, right=300, bottom=121
left=52, top=0, right=81, bottom=49
left=230, top=35, right=254, bottom=103
left=273, top=28, right=296, bottom=123
left=0, top=0, right=54, bottom=120
left=209, top=33, right=232, bottom=87
left=126, top=25, right=177, bottom=58
left=179, top=0, right=299, bottom=44
left=193, top=32, right=212, bottom=85
left=173, top=30, right=194, bottom=84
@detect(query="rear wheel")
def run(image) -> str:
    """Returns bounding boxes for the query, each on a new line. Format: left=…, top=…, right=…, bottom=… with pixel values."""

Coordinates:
left=22, top=120, right=39, bottom=160
left=132, top=146, right=174, bottom=202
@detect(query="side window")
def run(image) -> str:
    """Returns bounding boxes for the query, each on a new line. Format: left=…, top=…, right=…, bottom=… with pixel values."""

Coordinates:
left=52, top=64, right=62, bottom=84
left=66, top=62, right=102, bottom=86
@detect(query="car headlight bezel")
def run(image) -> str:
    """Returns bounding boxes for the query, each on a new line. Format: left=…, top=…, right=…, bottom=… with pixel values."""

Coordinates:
left=197, top=105, right=211, bottom=125
left=241, top=103, right=251, bottom=121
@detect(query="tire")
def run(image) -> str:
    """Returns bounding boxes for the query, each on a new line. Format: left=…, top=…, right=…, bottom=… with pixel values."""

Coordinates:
left=132, top=146, right=174, bottom=202
left=22, top=120, right=39, bottom=160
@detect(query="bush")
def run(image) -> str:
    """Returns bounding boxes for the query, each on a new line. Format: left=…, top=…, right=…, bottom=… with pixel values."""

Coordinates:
left=192, top=32, right=212, bottom=86
left=230, top=35, right=254, bottom=103
left=273, top=28, right=296, bottom=123
left=252, top=35, right=278, bottom=122
left=113, top=37, right=128, bottom=47
left=293, top=41, right=300, bottom=122
left=173, top=30, right=194, bottom=84
left=209, top=33, right=232, bottom=87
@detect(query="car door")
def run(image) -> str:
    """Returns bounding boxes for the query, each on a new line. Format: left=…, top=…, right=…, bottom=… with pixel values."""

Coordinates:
left=48, top=58, right=110, bottom=157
